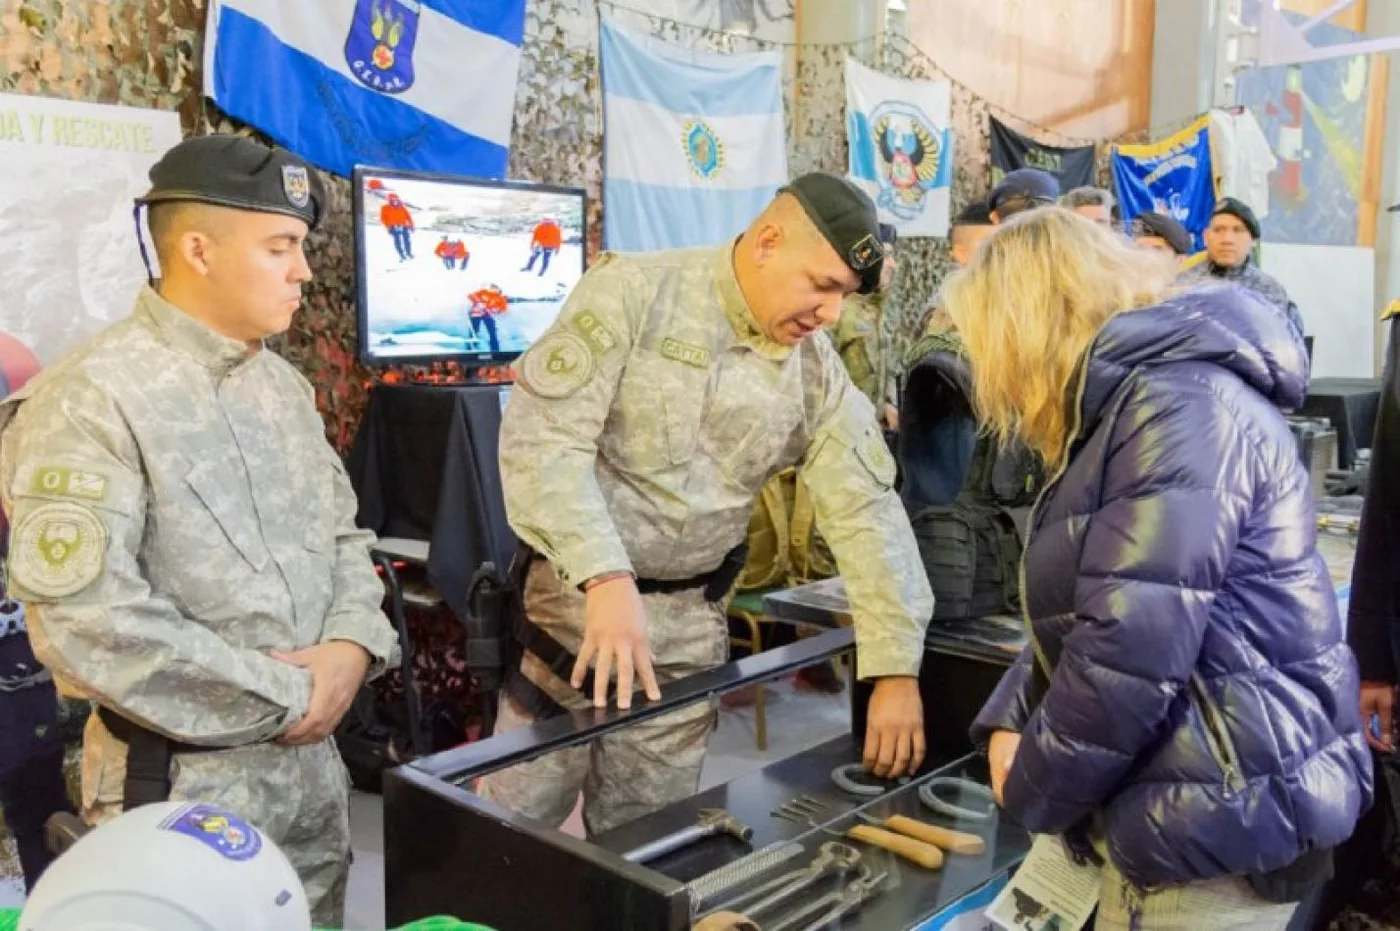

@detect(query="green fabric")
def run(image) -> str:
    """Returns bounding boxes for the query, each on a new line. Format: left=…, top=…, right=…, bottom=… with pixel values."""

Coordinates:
left=729, top=587, right=777, bottom=615
left=0, top=908, right=493, bottom=931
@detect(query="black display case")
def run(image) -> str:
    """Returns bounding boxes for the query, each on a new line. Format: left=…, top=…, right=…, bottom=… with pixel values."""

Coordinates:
left=383, top=628, right=1029, bottom=930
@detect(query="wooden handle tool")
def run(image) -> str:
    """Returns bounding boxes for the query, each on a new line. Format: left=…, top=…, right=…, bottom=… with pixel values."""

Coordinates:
left=883, top=815, right=986, bottom=855
left=844, top=825, right=944, bottom=869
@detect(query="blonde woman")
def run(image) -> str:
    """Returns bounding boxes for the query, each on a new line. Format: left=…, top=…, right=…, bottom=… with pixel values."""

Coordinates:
left=954, top=209, right=1371, bottom=930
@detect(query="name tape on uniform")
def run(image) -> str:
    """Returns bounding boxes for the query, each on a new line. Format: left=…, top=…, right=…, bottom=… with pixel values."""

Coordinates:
left=661, top=338, right=711, bottom=369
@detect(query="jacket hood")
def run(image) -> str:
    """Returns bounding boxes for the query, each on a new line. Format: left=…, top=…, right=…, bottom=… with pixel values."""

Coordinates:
left=1077, top=283, right=1308, bottom=434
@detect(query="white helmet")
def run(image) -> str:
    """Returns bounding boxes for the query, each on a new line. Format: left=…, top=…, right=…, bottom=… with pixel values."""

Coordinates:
left=19, top=801, right=310, bottom=931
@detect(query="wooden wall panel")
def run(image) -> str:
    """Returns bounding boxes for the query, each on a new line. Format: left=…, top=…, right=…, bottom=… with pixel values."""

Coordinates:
left=907, top=0, right=1157, bottom=139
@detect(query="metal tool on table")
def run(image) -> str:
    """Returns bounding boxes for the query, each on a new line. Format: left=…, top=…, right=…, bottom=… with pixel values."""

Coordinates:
left=699, top=840, right=862, bottom=920
left=830, top=762, right=909, bottom=798
left=853, top=811, right=985, bottom=855
left=771, top=799, right=944, bottom=870
left=686, top=841, right=806, bottom=909
left=918, top=776, right=996, bottom=823
left=622, top=808, right=753, bottom=864
left=766, top=867, right=889, bottom=931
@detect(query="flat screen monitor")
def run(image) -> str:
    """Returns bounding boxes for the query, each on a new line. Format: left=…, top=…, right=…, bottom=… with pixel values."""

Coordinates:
left=353, top=166, right=586, bottom=367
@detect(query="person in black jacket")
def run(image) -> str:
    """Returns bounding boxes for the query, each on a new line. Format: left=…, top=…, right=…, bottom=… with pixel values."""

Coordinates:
left=1349, top=297, right=1400, bottom=752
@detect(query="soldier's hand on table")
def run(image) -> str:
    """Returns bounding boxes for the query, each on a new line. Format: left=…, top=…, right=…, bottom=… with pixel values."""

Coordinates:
left=864, top=676, right=925, bottom=778
left=1360, top=681, right=1396, bottom=753
left=273, top=641, right=372, bottom=745
left=881, top=403, right=899, bottom=431
left=988, top=729, right=1021, bottom=805
left=575, top=573, right=661, bottom=710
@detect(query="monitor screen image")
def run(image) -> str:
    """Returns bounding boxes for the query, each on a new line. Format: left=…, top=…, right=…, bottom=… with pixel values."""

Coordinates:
left=354, top=167, right=586, bottom=366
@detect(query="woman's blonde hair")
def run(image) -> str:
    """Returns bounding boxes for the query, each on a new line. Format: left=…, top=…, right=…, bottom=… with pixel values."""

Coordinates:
left=942, top=207, right=1178, bottom=466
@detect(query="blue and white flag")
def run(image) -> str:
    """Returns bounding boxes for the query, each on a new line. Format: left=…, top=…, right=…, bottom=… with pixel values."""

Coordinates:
left=600, top=20, right=788, bottom=253
left=204, top=0, right=525, bottom=179
left=845, top=58, right=953, bottom=238
left=1112, top=115, right=1215, bottom=254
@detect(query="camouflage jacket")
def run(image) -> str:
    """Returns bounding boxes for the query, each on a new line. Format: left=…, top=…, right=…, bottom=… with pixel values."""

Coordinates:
left=500, top=247, right=933, bottom=678
left=1186, top=258, right=1304, bottom=336
left=0, top=287, right=398, bottom=747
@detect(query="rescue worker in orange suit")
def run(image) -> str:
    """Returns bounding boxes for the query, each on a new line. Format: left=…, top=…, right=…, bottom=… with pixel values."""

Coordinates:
left=522, top=218, right=562, bottom=276
left=468, top=284, right=507, bottom=353
left=453, top=238, right=470, bottom=272
left=380, top=193, right=414, bottom=262
left=435, top=236, right=457, bottom=270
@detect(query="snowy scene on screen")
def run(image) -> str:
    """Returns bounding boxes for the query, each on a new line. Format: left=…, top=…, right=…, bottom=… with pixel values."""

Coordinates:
left=358, top=173, right=585, bottom=363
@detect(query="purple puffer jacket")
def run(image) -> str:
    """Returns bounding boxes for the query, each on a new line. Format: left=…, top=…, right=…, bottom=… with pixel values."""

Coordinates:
left=971, top=283, right=1373, bottom=888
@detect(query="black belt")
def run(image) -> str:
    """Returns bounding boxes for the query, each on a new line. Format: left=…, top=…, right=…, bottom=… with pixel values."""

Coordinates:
left=505, top=543, right=749, bottom=719
left=97, top=706, right=222, bottom=811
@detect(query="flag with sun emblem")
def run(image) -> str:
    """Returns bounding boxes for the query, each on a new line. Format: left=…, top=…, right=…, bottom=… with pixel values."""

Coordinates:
left=204, top=0, right=525, bottom=179
left=600, top=19, right=788, bottom=252
left=845, top=58, right=953, bottom=238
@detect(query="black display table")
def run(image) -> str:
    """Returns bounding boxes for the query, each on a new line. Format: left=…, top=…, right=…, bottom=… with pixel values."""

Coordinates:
left=762, top=579, right=1021, bottom=765
left=347, top=382, right=518, bottom=622
left=1301, top=377, right=1381, bottom=471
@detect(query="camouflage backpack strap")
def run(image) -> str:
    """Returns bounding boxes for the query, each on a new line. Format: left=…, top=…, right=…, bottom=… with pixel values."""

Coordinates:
left=735, top=469, right=796, bottom=592
left=788, top=471, right=838, bottom=584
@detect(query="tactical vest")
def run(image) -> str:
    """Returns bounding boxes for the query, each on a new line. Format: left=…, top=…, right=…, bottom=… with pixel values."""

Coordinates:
left=900, top=333, right=1043, bottom=621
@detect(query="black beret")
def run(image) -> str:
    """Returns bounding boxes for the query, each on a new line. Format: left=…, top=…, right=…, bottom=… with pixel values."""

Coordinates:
left=1131, top=211, right=1192, bottom=255
left=137, top=135, right=325, bottom=229
left=779, top=172, right=884, bottom=294
left=1210, top=197, right=1261, bottom=240
left=953, top=199, right=994, bottom=227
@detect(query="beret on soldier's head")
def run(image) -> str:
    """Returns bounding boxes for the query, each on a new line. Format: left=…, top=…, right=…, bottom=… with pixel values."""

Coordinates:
left=136, top=135, right=325, bottom=229
left=779, top=172, right=885, bottom=295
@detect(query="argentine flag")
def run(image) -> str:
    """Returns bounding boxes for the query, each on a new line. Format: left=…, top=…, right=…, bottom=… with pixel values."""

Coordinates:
left=600, top=20, right=789, bottom=253
left=204, top=0, right=525, bottom=179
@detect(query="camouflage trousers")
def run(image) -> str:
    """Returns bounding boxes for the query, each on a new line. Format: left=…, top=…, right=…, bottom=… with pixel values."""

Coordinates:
left=81, top=713, right=352, bottom=928
left=479, top=559, right=728, bottom=835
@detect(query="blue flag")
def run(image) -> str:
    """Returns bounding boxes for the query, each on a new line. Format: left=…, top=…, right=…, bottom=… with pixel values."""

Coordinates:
left=1111, top=116, right=1215, bottom=253
left=599, top=20, right=788, bottom=253
left=205, top=0, right=526, bottom=179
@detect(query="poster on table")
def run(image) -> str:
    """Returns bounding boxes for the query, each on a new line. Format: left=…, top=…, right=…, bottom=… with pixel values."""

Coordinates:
left=845, top=57, right=954, bottom=238
left=0, top=93, right=182, bottom=370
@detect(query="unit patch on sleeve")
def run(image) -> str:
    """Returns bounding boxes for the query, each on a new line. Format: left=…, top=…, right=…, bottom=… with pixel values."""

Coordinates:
left=572, top=310, right=619, bottom=357
left=30, top=466, right=109, bottom=503
left=521, top=331, right=597, bottom=399
left=10, top=501, right=108, bottom=598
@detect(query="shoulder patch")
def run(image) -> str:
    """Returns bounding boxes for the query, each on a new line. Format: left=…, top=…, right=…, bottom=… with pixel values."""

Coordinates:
left=1384, top=299, right=1400, bottom=321
left=660, top=337, right=712, bottom=369
left=571, top=310, right=619, bottom=357
left=521, top=332, right=596, bottom=399
left=30, top=466, right=109, bottom=503
left=10, top=501, right=108, bottom=598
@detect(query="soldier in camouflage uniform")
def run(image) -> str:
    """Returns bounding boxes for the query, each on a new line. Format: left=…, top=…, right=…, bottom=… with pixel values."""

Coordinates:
left=483, top=173, right=934, bottom=835
left=0, top=137, right=398, bottom=927
left=1185, top=197, right=1304, bottom=337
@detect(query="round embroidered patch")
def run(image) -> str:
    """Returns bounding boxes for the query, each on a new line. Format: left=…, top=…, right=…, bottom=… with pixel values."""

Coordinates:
left=11, top=501, right=107, bottom=598
left=522, top=331, right=595, bottom=399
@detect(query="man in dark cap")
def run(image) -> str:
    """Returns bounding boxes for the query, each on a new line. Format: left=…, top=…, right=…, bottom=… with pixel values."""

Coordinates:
left=1130, top=211, right=1193, bottom=261
left=483, top=172, right=933, bottom=835
left=988, top=168, right=1060, bottom=223
left=1187, top=197, right=1303, bottom=335
left=0, top=134, right=398, bottom=927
